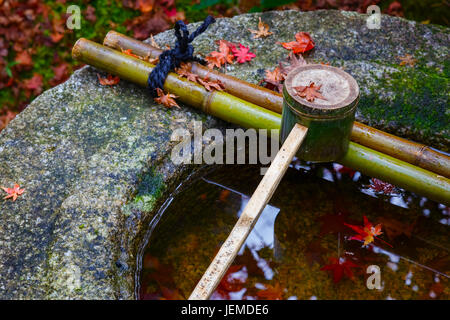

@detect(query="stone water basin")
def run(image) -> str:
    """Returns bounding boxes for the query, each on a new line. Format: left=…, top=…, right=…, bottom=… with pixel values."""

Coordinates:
left=137, top=162, right=449, bottom=300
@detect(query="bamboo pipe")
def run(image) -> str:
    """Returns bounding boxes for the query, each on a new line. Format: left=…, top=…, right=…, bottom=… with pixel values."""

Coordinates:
left=103, top=31, right=450, bottom=179
left=190, top=124, right=308, bottom=300
left=72, top=38, right=450, bottom=206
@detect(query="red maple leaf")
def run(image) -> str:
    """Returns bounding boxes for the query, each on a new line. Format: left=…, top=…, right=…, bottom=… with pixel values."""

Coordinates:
left=256, top=283, right=285, bottom=300
left=231, top=44, right=256, bottom=64
left=344, top=216, right=392, bottom=247
left=320, top=257, right=359, bottom=283
left=206, top=40, right=234, bottom=69
left=215, top=265, right=246, bottom=299
left=1, top=183, right=25, bottom=201
left=368, top=178, right=395, bottom=194
left=280, top=32, right=315, bottom=54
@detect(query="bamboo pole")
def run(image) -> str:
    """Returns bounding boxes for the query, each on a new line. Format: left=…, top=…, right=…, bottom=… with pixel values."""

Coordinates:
left=72, top=38, right=450, bottom=206
left=190, top=124, right=308, bottom=300
left=103, top=31, right=450, bottom=179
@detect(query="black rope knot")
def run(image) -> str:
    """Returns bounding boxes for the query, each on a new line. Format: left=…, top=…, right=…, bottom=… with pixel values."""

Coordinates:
left=147, top=15, right=215, bottom=96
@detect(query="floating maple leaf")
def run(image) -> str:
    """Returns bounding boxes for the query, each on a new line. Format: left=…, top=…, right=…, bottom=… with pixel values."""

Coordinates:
left=293, top=82, right=327, bottom=102
left=344, top=216, right=392, bottom=247
left=97, top=73, right=120, bottom=86
left=398, top=54, right=417, bottom=67
left=368, top=178, right=395, bottom=195
left=2, top=183, right=25, bottom=201
left=232, top=44, right=256, bottom=64
left=335, top=165, right=357, bottom=179
left=154, top=88, right=180, bottom=109
left=317, top=212, right=350, bottom=236
left=248, top=17, right=273, bottom=39
left=377, top=217, right=415, bottom=241
left=280, top=32, right=315, bottom=54
left=305, top=240, right=327, bottom=267
left=321, top=257, right=359, bottom=283
left=256, top=283, right=285, bottom=300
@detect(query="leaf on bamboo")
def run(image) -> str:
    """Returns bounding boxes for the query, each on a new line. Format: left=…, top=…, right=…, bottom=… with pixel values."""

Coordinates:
left=176, top=63, right=224, bottom=92
left=154, top=88, right=180, bottom=109
left=2, top=183, right=25, bottom=201
left=232, top=44, right=256, bottom=64
left=248, top=17, right=273, bottom=39
left=121, top=48, right=140, bottom=59
left=280, top=32, right=315, bottom=54
left=97, top=73, right=120, bottom=86
left=278, top=52, right=307, bottom=77
left=293, top=82, right=326, bottom=102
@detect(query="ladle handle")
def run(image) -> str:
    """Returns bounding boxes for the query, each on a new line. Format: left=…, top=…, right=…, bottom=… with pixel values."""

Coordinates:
left=189, top=123, right=308, bottom=300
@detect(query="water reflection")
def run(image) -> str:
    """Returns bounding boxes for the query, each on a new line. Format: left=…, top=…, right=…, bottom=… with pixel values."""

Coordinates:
left=138, top=163, right=449, bottom=300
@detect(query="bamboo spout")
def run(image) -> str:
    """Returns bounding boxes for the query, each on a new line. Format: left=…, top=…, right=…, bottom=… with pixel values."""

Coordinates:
left=72, top=38, right=450, bottom=206
left=103, top=31, right=450, bottom=179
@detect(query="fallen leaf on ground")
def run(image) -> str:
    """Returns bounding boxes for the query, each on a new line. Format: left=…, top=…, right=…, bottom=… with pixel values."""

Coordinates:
left=2, top=183, right=25, bottom=201
left=280, top=32, right=315, bottom=54
left=97, top=73, right=120, bottom=86
left=248, top=17, right=273, bottom=39
left=154, top=88, right=180, bottom=109
left=293, top=82, right=326, bottom=102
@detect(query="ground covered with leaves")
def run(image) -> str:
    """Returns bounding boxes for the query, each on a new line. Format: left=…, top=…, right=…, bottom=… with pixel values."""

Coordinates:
left=0, top=0, right=447, bottom=132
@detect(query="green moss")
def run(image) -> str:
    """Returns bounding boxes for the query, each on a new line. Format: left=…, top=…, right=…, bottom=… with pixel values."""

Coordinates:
left=358, top=60, right=449, bottom=140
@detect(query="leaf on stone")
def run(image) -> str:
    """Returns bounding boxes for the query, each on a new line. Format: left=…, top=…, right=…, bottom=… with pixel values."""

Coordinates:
left=154, top=88, right=180, bottom=109
left=231, top=44, right=256, bottom=64
left=97, top=73, right=120, bottom=86
left=293, top=82, right=326, bottom=102
left=278, top=52, right=307, bottom=77
left=280, top=32, right=315, bottom=54
left=398, top=54, right=417, bottom=67
left=248, top=17, right=273, bottom=39
left=1, top=183, right=25, bottom=201
left=205, top=40, right=234, bottom=69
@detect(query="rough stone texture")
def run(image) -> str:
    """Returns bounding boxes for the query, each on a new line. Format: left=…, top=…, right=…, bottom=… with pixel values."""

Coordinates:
left=0, top=10, right=448, bottom=299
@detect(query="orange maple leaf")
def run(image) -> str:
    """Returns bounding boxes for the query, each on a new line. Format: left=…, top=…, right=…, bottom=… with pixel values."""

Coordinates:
left=2, top=183, right=25, bottom=201
left=121, top=48, right=140, bottom=59
left=206, top=40, right=234, bottom=69
left=398, top=54, right=417, bottom=67
left=293, top=82, right=327, bottom=102
left=280, top=32, right=315, bottom=54
left=154, top=88, right=180, bottom=109
left=248, top=17, right=273, bottom=39
left=97, top=74, right=120, bottom=86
